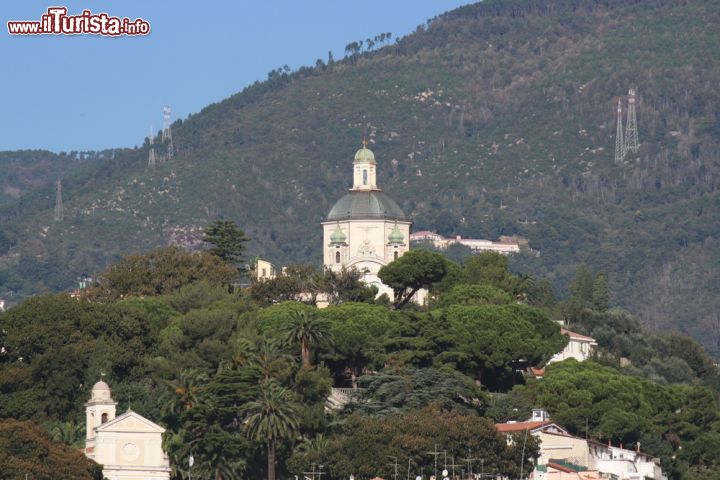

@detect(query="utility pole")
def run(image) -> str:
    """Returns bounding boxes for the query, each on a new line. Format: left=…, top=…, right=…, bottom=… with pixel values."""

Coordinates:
left=425, top=444, right=441, bottom=480
left=624, top=88, right=640, bottom=154
left=388, top=456, right=399, bottom=480
left=54, top=179, right=63, bottom=222
left=463, top=449, right=479, bottom=480
left=520, top=428, right=529, bottom=480
left=447, top=456, right=464, bottom=480
left=614, top=99, right=625, bottom=163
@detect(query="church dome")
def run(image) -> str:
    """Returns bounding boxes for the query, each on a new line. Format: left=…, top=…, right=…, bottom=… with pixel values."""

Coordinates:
left=354, top=146, right=375, bottom=164
left=327, top=191, right=406, bottom=222
left=93, top=380, right=110, bottom=392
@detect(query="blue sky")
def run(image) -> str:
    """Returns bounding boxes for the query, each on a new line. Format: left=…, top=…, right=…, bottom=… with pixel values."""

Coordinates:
left=1, top=1, right=470, bottom=152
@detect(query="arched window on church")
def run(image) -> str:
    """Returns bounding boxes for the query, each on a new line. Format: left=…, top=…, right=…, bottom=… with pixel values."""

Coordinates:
left=363, top=169, right=368, bottom=185
left=335, top=251, right=341, bottom=263
left=101, top=412, right=108, bottom=424
left=394, top=251, right=399, bottom=261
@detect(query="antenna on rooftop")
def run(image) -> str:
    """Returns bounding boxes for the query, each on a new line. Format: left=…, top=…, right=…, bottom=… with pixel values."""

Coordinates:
left=54, top=179, right=64, bottom=222
left=162, top=105, right=174, bottom=161
left=624, top=88, right=640, bottom=155
left=614, top=99, right=625, bottom=163
left=148, top=126, right=156, bottom=167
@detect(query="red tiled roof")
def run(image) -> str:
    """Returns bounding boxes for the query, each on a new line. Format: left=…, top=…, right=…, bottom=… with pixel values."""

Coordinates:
left=548, top=462, right=576, bottom=474
left=496, top=421, right=551, bottom=432
left=529, top=367, right=545, bottom=377
left=560, top=328, right=596, bottom=342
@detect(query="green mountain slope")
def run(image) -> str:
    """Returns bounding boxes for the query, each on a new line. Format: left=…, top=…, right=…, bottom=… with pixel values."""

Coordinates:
left=2, top=0, right=720, bottom=355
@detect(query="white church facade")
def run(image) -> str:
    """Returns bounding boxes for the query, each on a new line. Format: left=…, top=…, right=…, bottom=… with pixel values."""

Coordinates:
left=85, top=380, right=171, bottom=480
left=321, top=142, right=411, bottom=296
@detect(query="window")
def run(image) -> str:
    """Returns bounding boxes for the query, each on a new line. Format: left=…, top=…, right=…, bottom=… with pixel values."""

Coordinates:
left=394, top=251, right=399, bottom=260
left=335, top=251, right=341, bottom=263
left=101, top=412, right=108, bottom=424
left=363, top=169, right=368, bottom=185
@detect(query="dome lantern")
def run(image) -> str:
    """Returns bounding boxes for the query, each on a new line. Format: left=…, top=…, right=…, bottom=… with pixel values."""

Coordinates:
left=352, top=140, right=378, bottom=191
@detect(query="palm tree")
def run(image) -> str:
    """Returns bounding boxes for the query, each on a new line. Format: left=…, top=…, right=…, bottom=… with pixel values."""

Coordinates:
left=232, top=337, right=255, bottom=366
left=162, top=369, right=208, bottom=416
left=250, top=339, right=293, bottom=383
left=280, top=310, right=331, bottom=367
left=51, top=421, right=84, bottom=448
left=241, top=382, right=299, bottom=480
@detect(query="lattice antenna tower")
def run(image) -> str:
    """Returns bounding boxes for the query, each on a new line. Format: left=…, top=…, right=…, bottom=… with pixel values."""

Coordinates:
left=162, top=105, right=174, bottom=161
left=624, top=88, right=640, bottom=154
left=54, top=179, right=64, bottom=222
left=614, top=99, right=625, bottom=163
left=148, top=126, right=156, bottom=167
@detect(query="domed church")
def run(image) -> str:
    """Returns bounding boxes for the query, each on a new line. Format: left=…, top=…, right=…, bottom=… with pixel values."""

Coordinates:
left=322, top=142, right=411, bottom=296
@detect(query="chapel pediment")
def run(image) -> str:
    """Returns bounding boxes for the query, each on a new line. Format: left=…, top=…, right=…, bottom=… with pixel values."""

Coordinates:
left=95, top=410, right=166, bottom=434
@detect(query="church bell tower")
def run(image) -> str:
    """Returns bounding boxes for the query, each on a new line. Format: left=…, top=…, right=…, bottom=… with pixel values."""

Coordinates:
left=85, top=380, right=117, bottom=457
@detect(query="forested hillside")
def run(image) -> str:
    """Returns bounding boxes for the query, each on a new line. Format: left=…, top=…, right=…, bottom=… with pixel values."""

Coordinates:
left=2, top=0, right=720, bottom=355
left=1, top=247, right=718, bottom=479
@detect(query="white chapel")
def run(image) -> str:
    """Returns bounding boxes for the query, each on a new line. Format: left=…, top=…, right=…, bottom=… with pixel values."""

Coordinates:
left=322, top=142, right=411, bottom=296
left=85, top=380, right=171, bottom=480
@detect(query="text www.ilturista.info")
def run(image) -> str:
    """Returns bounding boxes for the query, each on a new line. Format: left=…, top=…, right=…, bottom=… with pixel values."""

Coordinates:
left=7, top=7, right=150, bottom=36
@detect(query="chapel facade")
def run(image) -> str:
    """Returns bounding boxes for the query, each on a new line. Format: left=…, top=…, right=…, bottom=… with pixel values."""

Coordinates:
left=322, top=143, right=411, bottom=296
left=85, top=380, right=171, bottom=480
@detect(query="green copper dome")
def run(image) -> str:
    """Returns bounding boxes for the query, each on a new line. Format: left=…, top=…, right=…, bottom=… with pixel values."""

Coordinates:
left=354, top=146, right=376, bottom=164
left=330, top=224, right=347, bottom=244
left=327, top=191, right=406, bottom=222
left=388, top=224, right=404, bottom=244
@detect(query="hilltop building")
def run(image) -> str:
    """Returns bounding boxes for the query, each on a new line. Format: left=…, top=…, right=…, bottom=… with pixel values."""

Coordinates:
left=410, top=230, right=521, bottom=254
left=547, top=328, right=598, bottom=364
left=252, top=258, right=277, bottom=281
left=321, top=142, right=411, bottom=297
left=84, top=381, right=171, bottom=480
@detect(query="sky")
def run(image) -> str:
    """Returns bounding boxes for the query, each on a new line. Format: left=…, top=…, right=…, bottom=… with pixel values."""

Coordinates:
left=1, top=1, right=471, bottom=152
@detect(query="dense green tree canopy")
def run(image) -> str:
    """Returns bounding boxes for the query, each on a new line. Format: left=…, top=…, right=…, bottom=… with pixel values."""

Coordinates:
left=0, top=294, right=157, bottom=421
left=378, top=249, right=448, bottom=308
left=527, top=361, right=720, bottom=446
left=437, top=284, right=512, bottom=308
left=0, top=244, right=719, bottom=480
left=0, top=419, right=103, bottom=480
left=459, top=251, right=529, bottom=296
left=439, top=304, right=567, bottom=385
left=351, top=367, right=485, bottom=415
left=289, top=405, right=536, bottom=480
left=318, top=303, right=395, bottom=387
left=85, top=246, right=236, bottom=301
left=203, top=220, right=249, bottom=266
